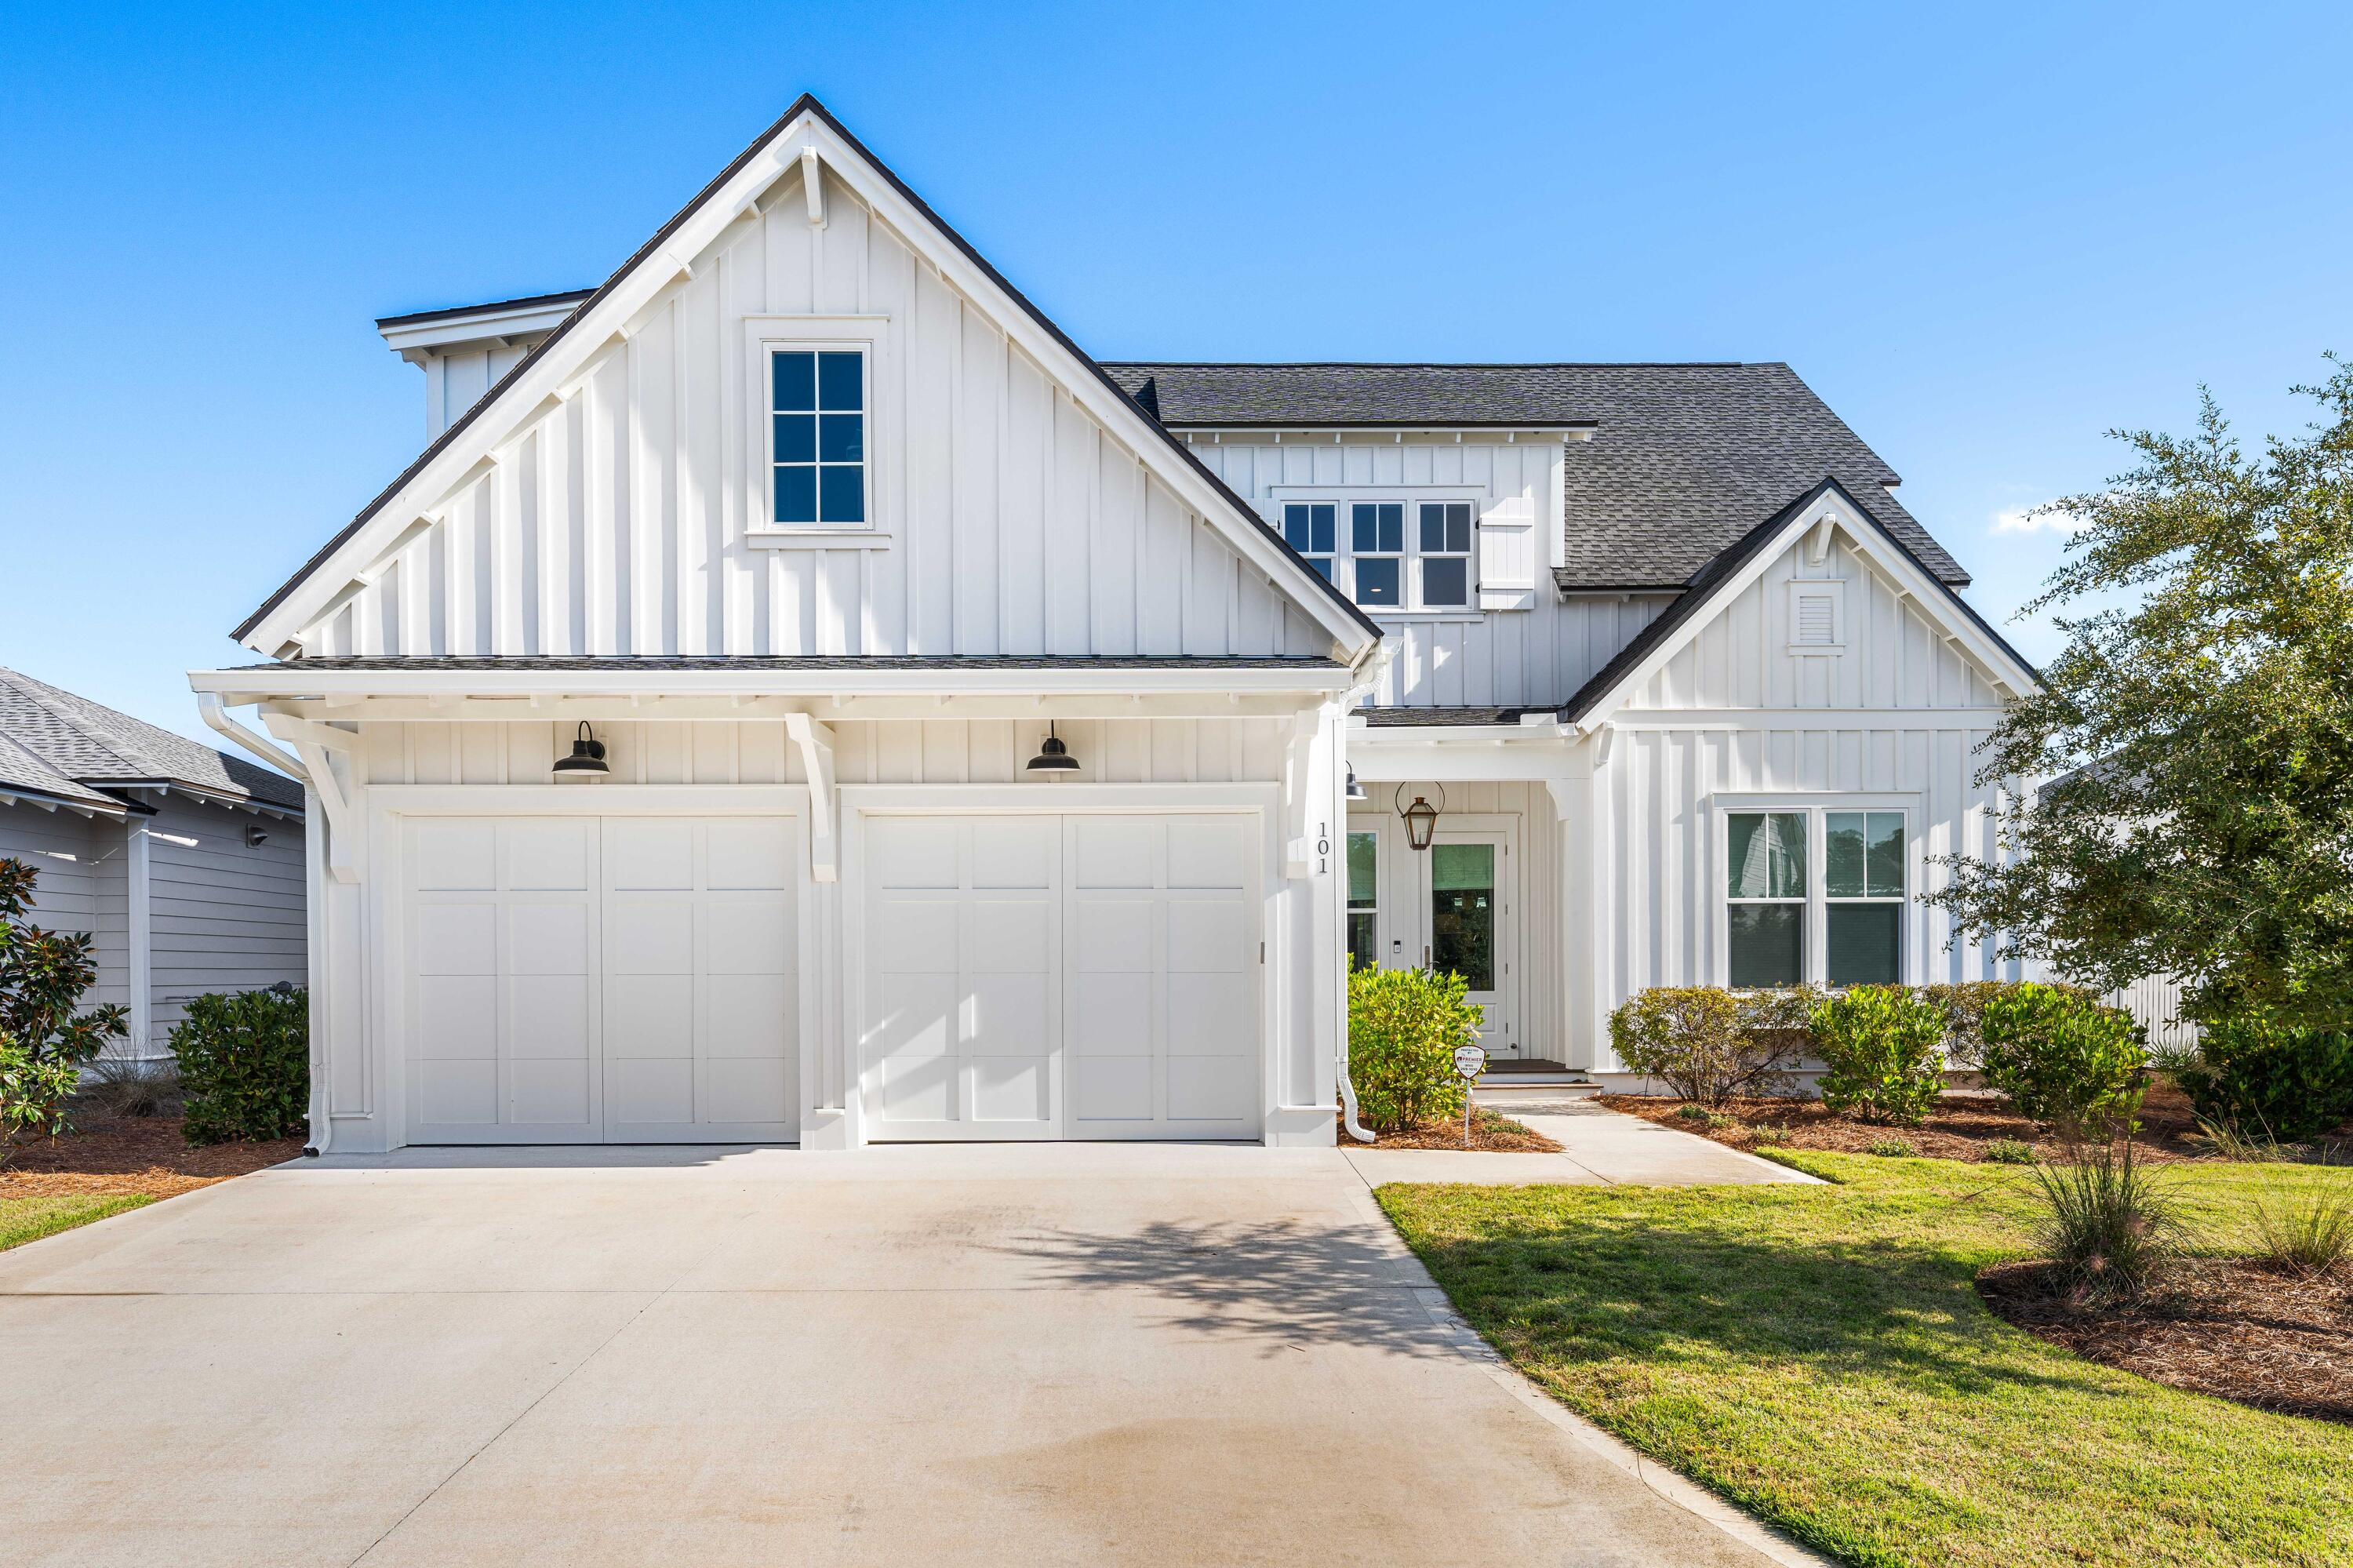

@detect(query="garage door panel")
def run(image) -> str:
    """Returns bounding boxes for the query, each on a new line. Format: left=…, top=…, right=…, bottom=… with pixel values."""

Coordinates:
left=705, top=818, right=791, bottom=889
left=599, top=818, right=691, bottom=890
left=1069, top=973, right=1151, bottom=1057
left=867, top=972, right=956, bottom=1060
left=509, top=1058, right=594, bottom=1125
left=1073, top=900, right=1151, bottom=971
left=968, top=973, right=1051, bottom=1054
left=969, top=900, right=1052, bottom=973
left=972, top=818, right=1056, bottom=889
left=606, top=900, right=695, bottom=973
left=706, top=1057, right=790, bottom=1122
left=509, top=903, right=595, bottom=974
left=411, top=820, right=497, bottom=891
left=507, top=821, right=595, bottom=891
left=420, top=1059, right=498, bottom=1125
left=971, top=1057, right=1050, bottom=1122
left=1071, top=1056, right=1152, bottom=1123
left=610, top=1058, right=695, bottom=1124
left=415, top=977, right=496, bottom=1058
left=706, top=973, right=791, bottom=1054
left=1166, top=1056, right=1253, bottom=1122
left=413, top=904, right=496, bottom=974
left=1167, top=975, right=1253, bottom=1056
left=1166, top=900, right=1247, bottom=971
left=507, top=975, right=595, bottom=1058
left=1070, top=817, right=1154, bottom=888
left=705, top=903, right=791, bottom=973
left=875, top=1048, right=955, bottom=1122
left=606, top=975, right=693, bottom=1057
left=1166, top=818, right=1249, bottom=889
left=872, top=897, right=959, bottom=958
left=871, top=817, right=961, bottom=888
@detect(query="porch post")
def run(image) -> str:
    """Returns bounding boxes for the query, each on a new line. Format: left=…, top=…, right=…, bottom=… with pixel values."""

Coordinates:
left=1544, top=749, right=1601, bottom=1072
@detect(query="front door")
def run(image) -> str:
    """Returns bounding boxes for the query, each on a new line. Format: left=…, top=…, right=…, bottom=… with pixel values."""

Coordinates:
left=1343, top=813, right=1518, bottom=1056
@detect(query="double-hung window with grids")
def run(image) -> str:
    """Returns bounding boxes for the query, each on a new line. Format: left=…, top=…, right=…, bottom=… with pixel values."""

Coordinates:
left=1723, top=806, right=1908, bottom=988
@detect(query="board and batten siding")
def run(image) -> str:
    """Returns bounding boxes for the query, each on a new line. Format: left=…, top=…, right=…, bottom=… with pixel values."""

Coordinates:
left=307, top=163, right=1325, bottom=664
left=1186, top=436, right=1672, bottom=709
left=1585, top=536, right=2021, bottom=1071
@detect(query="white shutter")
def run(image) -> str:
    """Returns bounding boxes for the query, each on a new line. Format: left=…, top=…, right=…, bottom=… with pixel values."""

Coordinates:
left=1477, top=495, right=1537, bottom=610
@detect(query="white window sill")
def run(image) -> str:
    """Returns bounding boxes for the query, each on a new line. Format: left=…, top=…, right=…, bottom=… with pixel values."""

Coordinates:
left=1367, top=609, right=1483, bottom=622
left=1786, top=644, right=1847, bottom=657
left=746, top=530, right=894, bottom=550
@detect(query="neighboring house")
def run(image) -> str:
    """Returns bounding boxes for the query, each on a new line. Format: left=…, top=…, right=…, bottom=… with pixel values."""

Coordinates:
left=192, top=95, right=2036, bottom=1154
left=0, top=668, right=307, bottom=1059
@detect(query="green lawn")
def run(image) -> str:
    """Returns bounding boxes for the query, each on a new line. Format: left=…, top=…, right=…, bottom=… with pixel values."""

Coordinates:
left=0, top=1192, right=155, bottom=1252
left=1378, top=1152, right=2353, bottom=1568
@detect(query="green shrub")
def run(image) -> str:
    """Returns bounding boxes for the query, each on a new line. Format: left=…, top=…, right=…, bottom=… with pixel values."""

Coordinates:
left=1918, top=979, right=2094, bottom=1069
left=1809, top=984, right=1949, bottom=1126
left=1750, top=1124, right=1792, bottom=1147
left=1866, top=1136, right=1916, bottom=1158
left=1978, top=983, right=2147, bottom=1134
left=1347, top=963, right=1481, bottom=1133
left=1674, top=1102, right=1710, bottom=1122
left=0, top=857, right=126, bottom=1151
left=1609, top=986, right=1805, bottom=1107
left=1982, top=1137, right=2037, bottom=1165
left=2173, top=1015, right=2353, bottom=1144
left=171, top=984, right=309, bottom=1145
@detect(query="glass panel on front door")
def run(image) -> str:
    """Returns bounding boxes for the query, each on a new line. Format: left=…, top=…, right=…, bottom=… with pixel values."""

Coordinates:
left=1346, top=831, right=1379, bottom=971
left=1429, top=842, right=1495, bottom=990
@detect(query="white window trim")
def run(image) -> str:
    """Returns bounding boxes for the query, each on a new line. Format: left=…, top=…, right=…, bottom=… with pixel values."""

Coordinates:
left=742, top=315, right=895, bottom=546
left=1270, top=485, right=1489, bottom=617
left=1709, top=794, right=1920, bottom=989
left=1785, top=579, right=1846, bottom=656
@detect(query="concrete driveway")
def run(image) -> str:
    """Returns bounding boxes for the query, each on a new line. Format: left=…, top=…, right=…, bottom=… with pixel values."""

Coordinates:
left=6, top=1142, right=1802, bottom=1567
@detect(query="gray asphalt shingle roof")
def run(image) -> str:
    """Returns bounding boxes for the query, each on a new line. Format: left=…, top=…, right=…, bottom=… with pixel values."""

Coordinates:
left=0, top=668, right=304, bottom=812
left=1098, top=362, right=1966, bottom=588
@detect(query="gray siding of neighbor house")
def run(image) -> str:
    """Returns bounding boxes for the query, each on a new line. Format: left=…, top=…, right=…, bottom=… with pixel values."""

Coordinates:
left=144, top=795, right=307, bottom=1038
left=0, top=802, right=129, bottom=1014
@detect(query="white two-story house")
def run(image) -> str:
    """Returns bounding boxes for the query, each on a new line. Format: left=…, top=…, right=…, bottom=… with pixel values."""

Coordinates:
left=193, top=95, right=2036, bottom=1153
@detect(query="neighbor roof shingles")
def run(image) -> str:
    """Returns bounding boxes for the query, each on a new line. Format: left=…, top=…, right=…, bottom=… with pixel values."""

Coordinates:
left=0, top=669, right=304, bottom=811
left=1099, top=362, right=1965, bottom=588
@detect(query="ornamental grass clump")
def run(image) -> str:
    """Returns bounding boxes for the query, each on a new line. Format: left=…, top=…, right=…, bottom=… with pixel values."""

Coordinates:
left=1809, top=984, right=1950, bottom=1126
left=2028, top=1130, right=2185, bottom=1301
left=1346, top=962, right=1482, bottom=1133
left=2249, top=1161, right=2353, bottom=1279
left=1978, top=982, right=2148, bottom=1136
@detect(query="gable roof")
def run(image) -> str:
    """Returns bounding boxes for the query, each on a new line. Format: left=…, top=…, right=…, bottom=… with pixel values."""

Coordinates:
left=1558, top=477, right=2034, bottom=727
left=236, top=96, right=1380, bottom=653
left=1100, top=362, right=1964, bottom=589
left=0, top=668, right=304, bottom=813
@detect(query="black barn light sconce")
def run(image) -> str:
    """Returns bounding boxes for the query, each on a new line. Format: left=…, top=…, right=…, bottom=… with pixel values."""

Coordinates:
left=1344, top=764, right=1367, bottom=802
left=1027, top=722, right=1081, bottom=774
left=551, top=721, right=610, bottom=783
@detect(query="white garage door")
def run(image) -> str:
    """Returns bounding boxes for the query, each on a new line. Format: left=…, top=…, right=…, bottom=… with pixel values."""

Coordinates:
left=402, top=815, right=798, bottom=1144
left=861, top=813, right=1261, bottom=1141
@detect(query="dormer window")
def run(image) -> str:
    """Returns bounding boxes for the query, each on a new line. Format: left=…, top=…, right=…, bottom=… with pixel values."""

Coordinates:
left=1282, top=503, right=1337, bottom=581
left=770, top=347, right=867, bottom=526
left=1273, top=489, right=1484, bottom=613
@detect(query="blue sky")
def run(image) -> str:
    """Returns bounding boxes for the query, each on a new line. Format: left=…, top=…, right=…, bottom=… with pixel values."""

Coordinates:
left=5, top=2, right=2349, bottom=745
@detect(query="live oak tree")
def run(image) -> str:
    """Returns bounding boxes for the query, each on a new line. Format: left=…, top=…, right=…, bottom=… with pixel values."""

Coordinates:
left=1929, top=362, right=2353, bottom=1028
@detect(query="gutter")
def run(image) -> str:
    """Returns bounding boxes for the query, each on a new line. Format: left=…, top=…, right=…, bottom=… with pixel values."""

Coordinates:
left=196, top=696, right=332, bottom=1159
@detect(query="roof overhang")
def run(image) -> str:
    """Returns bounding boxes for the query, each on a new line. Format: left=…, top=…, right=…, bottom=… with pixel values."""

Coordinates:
left=376, top=290, right=594, bottom=359
left=0, top=784, right=129, bottom=819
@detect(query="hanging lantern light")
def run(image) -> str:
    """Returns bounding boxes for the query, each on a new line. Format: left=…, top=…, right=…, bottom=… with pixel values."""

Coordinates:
left=551, top=721, right=609, bottom=783
left=1344, top=764, right=1367, bottom=802
left=1395, top=782, right=1443, bottom=851
left=1026, top=721, right=1081, bottom=774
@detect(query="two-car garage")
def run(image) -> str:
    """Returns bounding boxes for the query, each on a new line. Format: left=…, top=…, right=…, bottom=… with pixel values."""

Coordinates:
left=395, top=806, right=1266, bottom=1147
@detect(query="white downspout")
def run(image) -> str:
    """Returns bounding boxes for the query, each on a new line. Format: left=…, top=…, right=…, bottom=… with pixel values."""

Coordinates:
left=197, top=694, right=333, bottom=1157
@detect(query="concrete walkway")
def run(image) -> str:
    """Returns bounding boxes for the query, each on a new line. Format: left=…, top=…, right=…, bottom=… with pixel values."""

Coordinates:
left=4, top=1137, right=1822, bottom=1568
left=1342, top=1091, right=1820, bottom=1187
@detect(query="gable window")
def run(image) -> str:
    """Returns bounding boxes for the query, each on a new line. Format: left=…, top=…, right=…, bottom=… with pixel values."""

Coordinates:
left=1419, top=502, right=1472, bottom=608
left=1722, top=805, right=1910, bottom=988
left=770, top=347, right=866, bottom=526
left=1282, top=503, right=1337, bottom=580
left=1351, top=503, right=1404, bottom=608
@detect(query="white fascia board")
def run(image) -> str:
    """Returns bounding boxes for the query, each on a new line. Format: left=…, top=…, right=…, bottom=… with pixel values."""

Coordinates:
left=377, top=297, right=585, bottom=356
left=1173, top=427, right=1591, bottom=444
left=189, top=663, right=1355, bottom=702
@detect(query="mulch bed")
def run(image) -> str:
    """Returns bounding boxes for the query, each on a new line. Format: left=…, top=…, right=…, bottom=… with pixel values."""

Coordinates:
left=1598, top=1083, right=2228, bottom=1164
left=1979, top=1257, right=2353, bottom=1424
left=1, top=1113, right=304, bottom=1200
left=1350, top=1108, right=1562, bottom=1152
